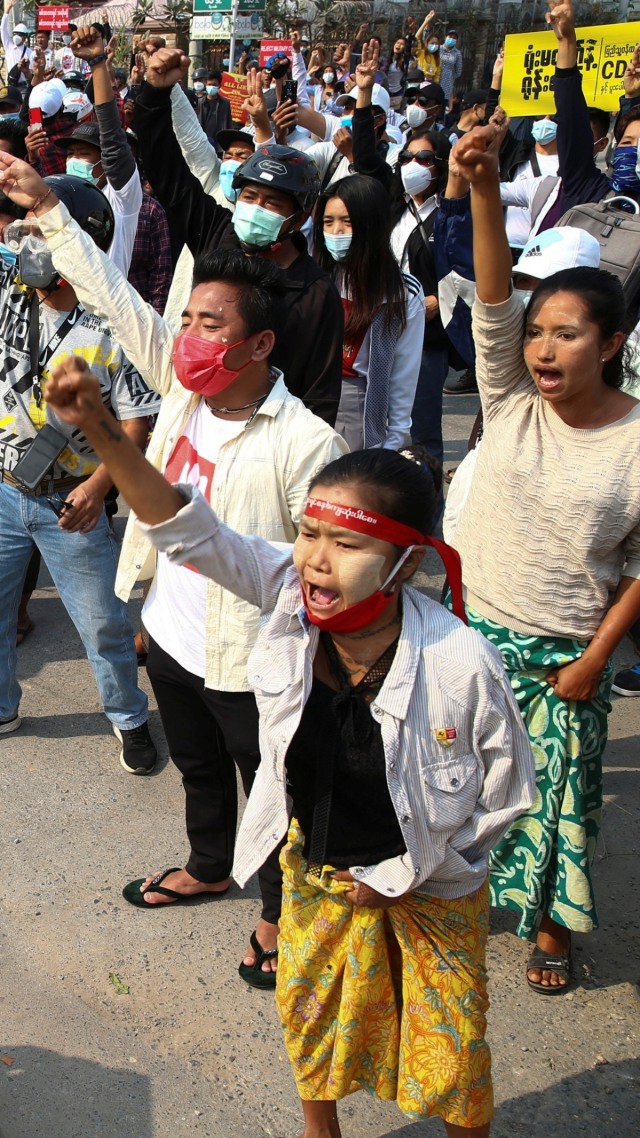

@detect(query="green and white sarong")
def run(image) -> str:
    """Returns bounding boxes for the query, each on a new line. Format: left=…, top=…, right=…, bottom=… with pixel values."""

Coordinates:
left=462, top=606, right=613, bottom=938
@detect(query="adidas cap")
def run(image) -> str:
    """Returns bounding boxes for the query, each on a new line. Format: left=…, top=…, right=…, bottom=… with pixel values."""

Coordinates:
left=514, top=226, right=601, bottom=280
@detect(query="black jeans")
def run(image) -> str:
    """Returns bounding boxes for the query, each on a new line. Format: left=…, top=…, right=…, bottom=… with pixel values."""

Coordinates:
left=146, top=636, right=282, bottom=925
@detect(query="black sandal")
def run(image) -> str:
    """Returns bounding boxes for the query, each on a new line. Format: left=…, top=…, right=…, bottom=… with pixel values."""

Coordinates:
left=238, top=929, right=278, bottom=990
left=526, top=934, right=572, bottom=995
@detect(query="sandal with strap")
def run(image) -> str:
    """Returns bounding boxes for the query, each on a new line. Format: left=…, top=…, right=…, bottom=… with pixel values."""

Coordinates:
left=122, top=866, right=230, bottom=908
left=238, top=929, right=278, bottom=990
left=526, top=934, right=572, bottom=995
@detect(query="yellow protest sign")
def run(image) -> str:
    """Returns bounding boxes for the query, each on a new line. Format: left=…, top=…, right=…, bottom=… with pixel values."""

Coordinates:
left=502, top=22, right=640, bottom=115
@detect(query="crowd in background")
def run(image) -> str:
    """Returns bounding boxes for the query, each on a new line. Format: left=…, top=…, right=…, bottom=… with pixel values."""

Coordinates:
left=0, top=3, right=639, bottom=1137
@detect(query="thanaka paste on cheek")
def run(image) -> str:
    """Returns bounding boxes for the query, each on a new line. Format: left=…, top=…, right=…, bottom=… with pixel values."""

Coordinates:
left=293, top=537, right=389, bottom=608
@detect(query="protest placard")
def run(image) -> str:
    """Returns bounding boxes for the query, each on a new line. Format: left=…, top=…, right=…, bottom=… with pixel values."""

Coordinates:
left=501, top=21, right=640, bottom=115
left=220, top=71, right=248, bottom=123
left=259, top=40, right=293, bottom=67
left=37, top=6, right=70, bottom=31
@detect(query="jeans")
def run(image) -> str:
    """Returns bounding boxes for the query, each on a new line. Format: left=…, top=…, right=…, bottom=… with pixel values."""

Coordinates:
left=410, top=345, right=451, bottom=466
left=0, top=481, right=148, bottom=729
left=146, top=635, right=283, bottom=925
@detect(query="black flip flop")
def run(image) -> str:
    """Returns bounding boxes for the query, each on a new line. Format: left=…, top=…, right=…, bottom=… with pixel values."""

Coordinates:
left=238, top=929, right=278, bottom=990
left=122, top=866, right=229, bottom=908
left=526, top=936, right=572, bottom=995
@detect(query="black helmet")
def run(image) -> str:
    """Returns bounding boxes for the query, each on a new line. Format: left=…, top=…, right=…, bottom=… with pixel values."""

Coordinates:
left=63, top=71, right=86, bottom=90
left=193, top=67, right=207, bottom=81
left=232, top=145, right=320, bottom=214
left=44, top=175, right=114, bottom=252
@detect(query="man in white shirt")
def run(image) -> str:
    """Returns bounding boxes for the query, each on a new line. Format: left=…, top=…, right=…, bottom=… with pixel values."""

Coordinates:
left=12, top=156, right=348, bottom=986
left=1, top=0, right=32, bottom=86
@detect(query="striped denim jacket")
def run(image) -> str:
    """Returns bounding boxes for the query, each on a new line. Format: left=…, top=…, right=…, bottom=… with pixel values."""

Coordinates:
left=142, top=488, right=536, bottom=899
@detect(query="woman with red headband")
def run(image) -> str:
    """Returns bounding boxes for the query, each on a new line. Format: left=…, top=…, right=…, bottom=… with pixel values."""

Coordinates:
left=43, top=355, right=535, bottom=1138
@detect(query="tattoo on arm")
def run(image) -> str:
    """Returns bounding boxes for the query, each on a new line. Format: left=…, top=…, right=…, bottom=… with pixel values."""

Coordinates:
left=99, top=417, right=122, bottom=442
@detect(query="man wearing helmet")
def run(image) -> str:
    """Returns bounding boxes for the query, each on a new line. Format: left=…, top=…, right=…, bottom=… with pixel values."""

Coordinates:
left=1, top=1, right=33, bottom=88
left=0, top=172, right=160, bottom=776
left=135, top=46, right=343, bottom=426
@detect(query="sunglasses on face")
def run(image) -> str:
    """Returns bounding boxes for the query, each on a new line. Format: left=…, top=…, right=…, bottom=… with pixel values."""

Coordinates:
left=410, top=95, right=441, bottom=110
left=398, top=149, right=437, bottom=168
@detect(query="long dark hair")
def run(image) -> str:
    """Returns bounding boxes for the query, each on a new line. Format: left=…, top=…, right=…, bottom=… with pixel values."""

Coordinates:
left=309, top=449, right=437, bottom=537
left=314, top=175, right=407, bottom=339
left=528, top=266, right=629, bottom=389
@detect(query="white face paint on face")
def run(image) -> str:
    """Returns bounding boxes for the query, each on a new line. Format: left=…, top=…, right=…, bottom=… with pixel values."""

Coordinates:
left=293, top=483, right=399, bottom=620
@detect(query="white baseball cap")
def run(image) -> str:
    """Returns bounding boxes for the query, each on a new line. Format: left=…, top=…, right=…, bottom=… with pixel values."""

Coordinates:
left=335, top=83, right=390, bottom=115
left=62, top=90, right=94, bottom=121
left=30, top=78, right=68, bottom=118
left=514, top=226, right=601, bottom=280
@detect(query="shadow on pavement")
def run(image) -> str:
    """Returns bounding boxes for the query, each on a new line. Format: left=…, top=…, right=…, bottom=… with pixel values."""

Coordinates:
left=0, top=1046, right=152, bottom=1138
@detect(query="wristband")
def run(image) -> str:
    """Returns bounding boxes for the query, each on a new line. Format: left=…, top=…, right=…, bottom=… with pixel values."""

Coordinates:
left=88, top=52, right=108, bottom=68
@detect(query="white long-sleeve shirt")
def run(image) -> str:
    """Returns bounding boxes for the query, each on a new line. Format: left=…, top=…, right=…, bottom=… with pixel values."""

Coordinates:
left=1, top=14, right=32, bottom=78
left=38, top=200, right=348, bottom=691
left=139, top=487, right=536, bottom=898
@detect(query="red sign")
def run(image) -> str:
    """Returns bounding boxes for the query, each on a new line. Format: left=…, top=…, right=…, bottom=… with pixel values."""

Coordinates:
left=219, top=72, right=248, bottom=125
left=259, top=39, right=293, bottom=67
left=37, top=6, right=70, bottom=31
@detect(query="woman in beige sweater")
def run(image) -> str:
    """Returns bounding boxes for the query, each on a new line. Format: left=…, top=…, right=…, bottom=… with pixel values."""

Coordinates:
left=450, top=115, right=640, bottom=995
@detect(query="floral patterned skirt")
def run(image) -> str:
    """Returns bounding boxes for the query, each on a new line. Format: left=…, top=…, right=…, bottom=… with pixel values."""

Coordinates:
left=275, top=822, right=493, bottom=1127
left=461, top=606, right=613, bottom=937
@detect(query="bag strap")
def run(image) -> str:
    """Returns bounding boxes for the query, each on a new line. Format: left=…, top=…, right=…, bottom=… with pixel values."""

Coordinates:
left=321, top=148, right=344, bottom=192
left=29, top=295, right=83, bottom=413
left=529, top=149, right=541, bottom=178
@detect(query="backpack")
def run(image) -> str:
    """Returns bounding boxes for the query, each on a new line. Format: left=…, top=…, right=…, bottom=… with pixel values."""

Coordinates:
left=557, top=194, right=640, bottom=309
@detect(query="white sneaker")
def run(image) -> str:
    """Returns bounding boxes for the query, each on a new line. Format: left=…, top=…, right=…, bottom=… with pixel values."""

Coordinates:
left=0, top=714, right=21, bottom=735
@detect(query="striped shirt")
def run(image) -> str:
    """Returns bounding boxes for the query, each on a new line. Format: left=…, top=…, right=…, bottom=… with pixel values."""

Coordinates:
left=141, top=487, right=536, bottom=900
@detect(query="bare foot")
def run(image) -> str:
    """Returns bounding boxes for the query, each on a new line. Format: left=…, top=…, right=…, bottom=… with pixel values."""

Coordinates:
left=242, top=917, right=279, bottom=972
left=527, top=915, right=571, bottom=989
left=140, top=867, right=230, bottom=905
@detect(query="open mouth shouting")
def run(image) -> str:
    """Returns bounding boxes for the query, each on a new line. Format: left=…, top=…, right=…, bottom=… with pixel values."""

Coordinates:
left=305, top=581, right=341, bottom=615
left=534, top=367, right=563, bottom=393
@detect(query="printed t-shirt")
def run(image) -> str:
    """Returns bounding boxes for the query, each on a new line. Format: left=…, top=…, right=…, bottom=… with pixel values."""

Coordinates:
left=0, top=259, right=159, bottom=478
left=142, top=403, right=241, bottom=678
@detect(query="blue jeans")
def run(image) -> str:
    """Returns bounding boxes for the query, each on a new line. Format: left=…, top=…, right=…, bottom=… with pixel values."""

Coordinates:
left=410, top=345, right=450, bottom=466
left=0, top=482, right=148, bottom=729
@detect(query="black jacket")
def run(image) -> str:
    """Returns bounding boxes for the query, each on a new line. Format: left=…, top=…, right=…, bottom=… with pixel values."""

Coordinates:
left=195, top=92, right=232, bottom=145
left=351, top=104, right=448, bottom=349
left=134, top=83, right=343, bottom=426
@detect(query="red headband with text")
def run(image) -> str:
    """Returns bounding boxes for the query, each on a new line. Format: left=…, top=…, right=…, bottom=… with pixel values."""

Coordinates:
left=303, top=497, right=467, bottom=624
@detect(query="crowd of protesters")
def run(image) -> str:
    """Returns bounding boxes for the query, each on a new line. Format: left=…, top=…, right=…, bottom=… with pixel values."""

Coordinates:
left=0, top=2, right=639, bottom=1136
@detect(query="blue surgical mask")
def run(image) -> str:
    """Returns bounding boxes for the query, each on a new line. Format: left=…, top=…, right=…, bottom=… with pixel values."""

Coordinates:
left=340, top=115, right=352, bottom=129
left=427, top=43, right=439, bottom=54
left=323, top=232, right=352, bottom=261
left=0, top=241, right=17, bottom=267
left=206, top=85, right=219, bottom=96
left=444, top=37, right=456, bottom=49
left=531, top=119, right=558, bottom=145
left=219, top=158, right=240, bottom=203
left=515, top=288, right=533, bottom=306
left=611, top=143, right=640, bottom=193
left=66, top=156, right=99, bottom=185
left=222, top=57, right=230, bottom=68
left=233, top=199, right=291, bottom=247
left=0, top=112, right=20, bottom=123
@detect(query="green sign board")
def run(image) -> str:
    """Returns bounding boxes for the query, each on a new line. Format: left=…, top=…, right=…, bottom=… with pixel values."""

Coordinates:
left=193, top=0, right=265, bottom=12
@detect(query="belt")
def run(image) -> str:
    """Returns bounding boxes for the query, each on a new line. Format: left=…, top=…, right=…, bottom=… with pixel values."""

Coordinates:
left=1, top=469, right=88, bottom=496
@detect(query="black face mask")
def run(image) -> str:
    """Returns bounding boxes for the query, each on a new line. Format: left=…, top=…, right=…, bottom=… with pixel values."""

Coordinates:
left=18, top=239, right=57, bottom=289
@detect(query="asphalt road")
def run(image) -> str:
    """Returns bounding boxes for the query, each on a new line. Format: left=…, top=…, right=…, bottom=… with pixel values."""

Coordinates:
left=1, top=392, right=638, bottom=1138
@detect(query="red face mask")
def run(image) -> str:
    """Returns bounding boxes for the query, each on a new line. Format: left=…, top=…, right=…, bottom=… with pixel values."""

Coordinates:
left=303, top=547, right=414, bottom=633
left=172, top=332, right=252, bottom=396
left=300, top=497, right=467, bottom=632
